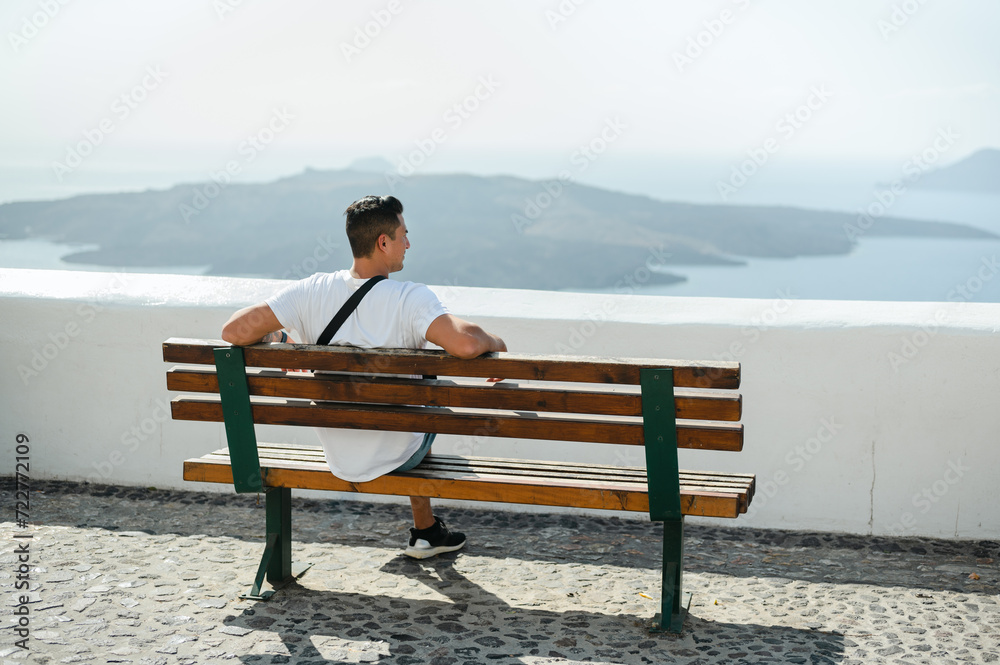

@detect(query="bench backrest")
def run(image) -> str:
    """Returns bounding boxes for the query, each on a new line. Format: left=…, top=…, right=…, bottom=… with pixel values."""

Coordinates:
left=163, top=337, right=742, bottom=521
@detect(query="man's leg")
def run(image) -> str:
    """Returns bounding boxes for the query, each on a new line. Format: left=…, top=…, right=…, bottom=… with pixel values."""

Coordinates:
left=410, top=496, right=435, bottom=530
left=397, top=434, right=437, bottom=529
left=395, top=433, right=466, bottom=558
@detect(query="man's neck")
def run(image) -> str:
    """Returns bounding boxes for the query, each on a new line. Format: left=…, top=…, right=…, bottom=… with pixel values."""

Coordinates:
left=350, top=258, right=390, bottom=280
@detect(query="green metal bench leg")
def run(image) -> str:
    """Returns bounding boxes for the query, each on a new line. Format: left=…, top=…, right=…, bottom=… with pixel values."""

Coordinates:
left=651, top=518, right=691, bottom=633
left=240, top=487, right=312, bottom=600
left=641, top=368, right=692, bottom=634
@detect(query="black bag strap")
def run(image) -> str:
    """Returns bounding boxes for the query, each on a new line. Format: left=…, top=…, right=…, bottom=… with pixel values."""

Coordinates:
left=316, top=275, right=387, bottom=346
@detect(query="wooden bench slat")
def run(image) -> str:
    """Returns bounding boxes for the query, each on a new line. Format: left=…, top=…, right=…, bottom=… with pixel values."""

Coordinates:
left=395, top=463, right=751, bottom=514
left=163, top=338, right=740, bottom=389
left=183, top=452, right=751, bottom=518
left=195, top=448, right=755, bottom=503
left=415, top=459, right=747, bottom=490
left=419, top=458, right=649, bottom=481
left=171, top=396, right=744, bottom=452
left=417, top=462, right=650, bottom=486
left=238, top=446, right=756, bottom=496
left=399, top=452, right=757, bottom=484
left=200, top=446, right=753, bottom=504
left=166, top=368, right=742, bottom=421
left=416, top=453, right=755, bottom=477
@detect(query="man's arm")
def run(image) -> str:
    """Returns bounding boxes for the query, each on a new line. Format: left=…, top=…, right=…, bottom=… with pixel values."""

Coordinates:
left=221, top=303, right=285, bottom=346
left=425, top=314, right=506, bottom=360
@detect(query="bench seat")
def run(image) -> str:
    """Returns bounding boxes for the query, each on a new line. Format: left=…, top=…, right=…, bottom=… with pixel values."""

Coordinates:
left=184, top=446, right=755, bottom=518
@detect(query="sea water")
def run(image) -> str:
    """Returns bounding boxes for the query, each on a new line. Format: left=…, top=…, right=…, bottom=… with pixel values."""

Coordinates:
left=1, top=162, right=997, bottom=302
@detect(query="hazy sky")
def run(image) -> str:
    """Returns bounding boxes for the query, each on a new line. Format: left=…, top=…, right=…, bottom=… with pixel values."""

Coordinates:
left=2, top=1, right=998, bottom=191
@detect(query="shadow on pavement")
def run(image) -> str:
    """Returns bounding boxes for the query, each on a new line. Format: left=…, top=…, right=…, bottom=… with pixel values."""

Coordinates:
left=220, top=555, right=846, bottom=664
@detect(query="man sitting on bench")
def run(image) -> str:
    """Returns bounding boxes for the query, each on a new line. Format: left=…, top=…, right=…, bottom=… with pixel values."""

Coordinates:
left=220, top=194, right=507, bottom=558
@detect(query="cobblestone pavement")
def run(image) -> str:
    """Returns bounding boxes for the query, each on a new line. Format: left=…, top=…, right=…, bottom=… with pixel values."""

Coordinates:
left=1, top=479, right=998, bottom=665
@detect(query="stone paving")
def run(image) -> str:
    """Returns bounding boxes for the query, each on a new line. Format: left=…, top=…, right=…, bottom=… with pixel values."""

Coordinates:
left=1, top=478, right=998, bottom=665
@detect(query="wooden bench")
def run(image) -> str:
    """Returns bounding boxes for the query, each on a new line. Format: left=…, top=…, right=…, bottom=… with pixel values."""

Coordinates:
left=163, top=336, right=753, bottom=633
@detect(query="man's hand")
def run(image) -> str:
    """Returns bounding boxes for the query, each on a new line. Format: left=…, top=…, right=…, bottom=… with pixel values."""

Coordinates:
left=488, top=337, right=506, bottom=382
left=260, top=331, right=308, bottom=372
left=262, top=331, right=295, bottom=344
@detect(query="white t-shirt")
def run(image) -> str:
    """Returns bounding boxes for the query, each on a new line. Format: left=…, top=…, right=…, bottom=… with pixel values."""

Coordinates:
left=265, top=270, right=448, bottom=482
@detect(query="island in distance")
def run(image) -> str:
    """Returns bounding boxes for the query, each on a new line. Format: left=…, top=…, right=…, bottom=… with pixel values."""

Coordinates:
left=910, top=147, right=1000, bottom=194
left=0, top=163, right=995, bottom=291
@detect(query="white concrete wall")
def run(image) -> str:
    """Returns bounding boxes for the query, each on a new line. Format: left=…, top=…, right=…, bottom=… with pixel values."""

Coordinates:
left=2, top=267, right=998, bottom=539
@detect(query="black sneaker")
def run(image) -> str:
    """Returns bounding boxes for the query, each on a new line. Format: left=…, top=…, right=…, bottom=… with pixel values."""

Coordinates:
left=404, top=516, right=466, bottom=559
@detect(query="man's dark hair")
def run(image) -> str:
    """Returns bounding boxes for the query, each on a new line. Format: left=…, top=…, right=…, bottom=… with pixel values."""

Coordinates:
left=344, top=195, right=404, bottom=258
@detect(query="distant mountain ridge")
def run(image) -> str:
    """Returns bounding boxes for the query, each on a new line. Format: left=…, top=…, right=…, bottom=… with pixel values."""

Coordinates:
left=0, top=168, right=994, bottom=290
left=913, top=148, right=1000, bottom=193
